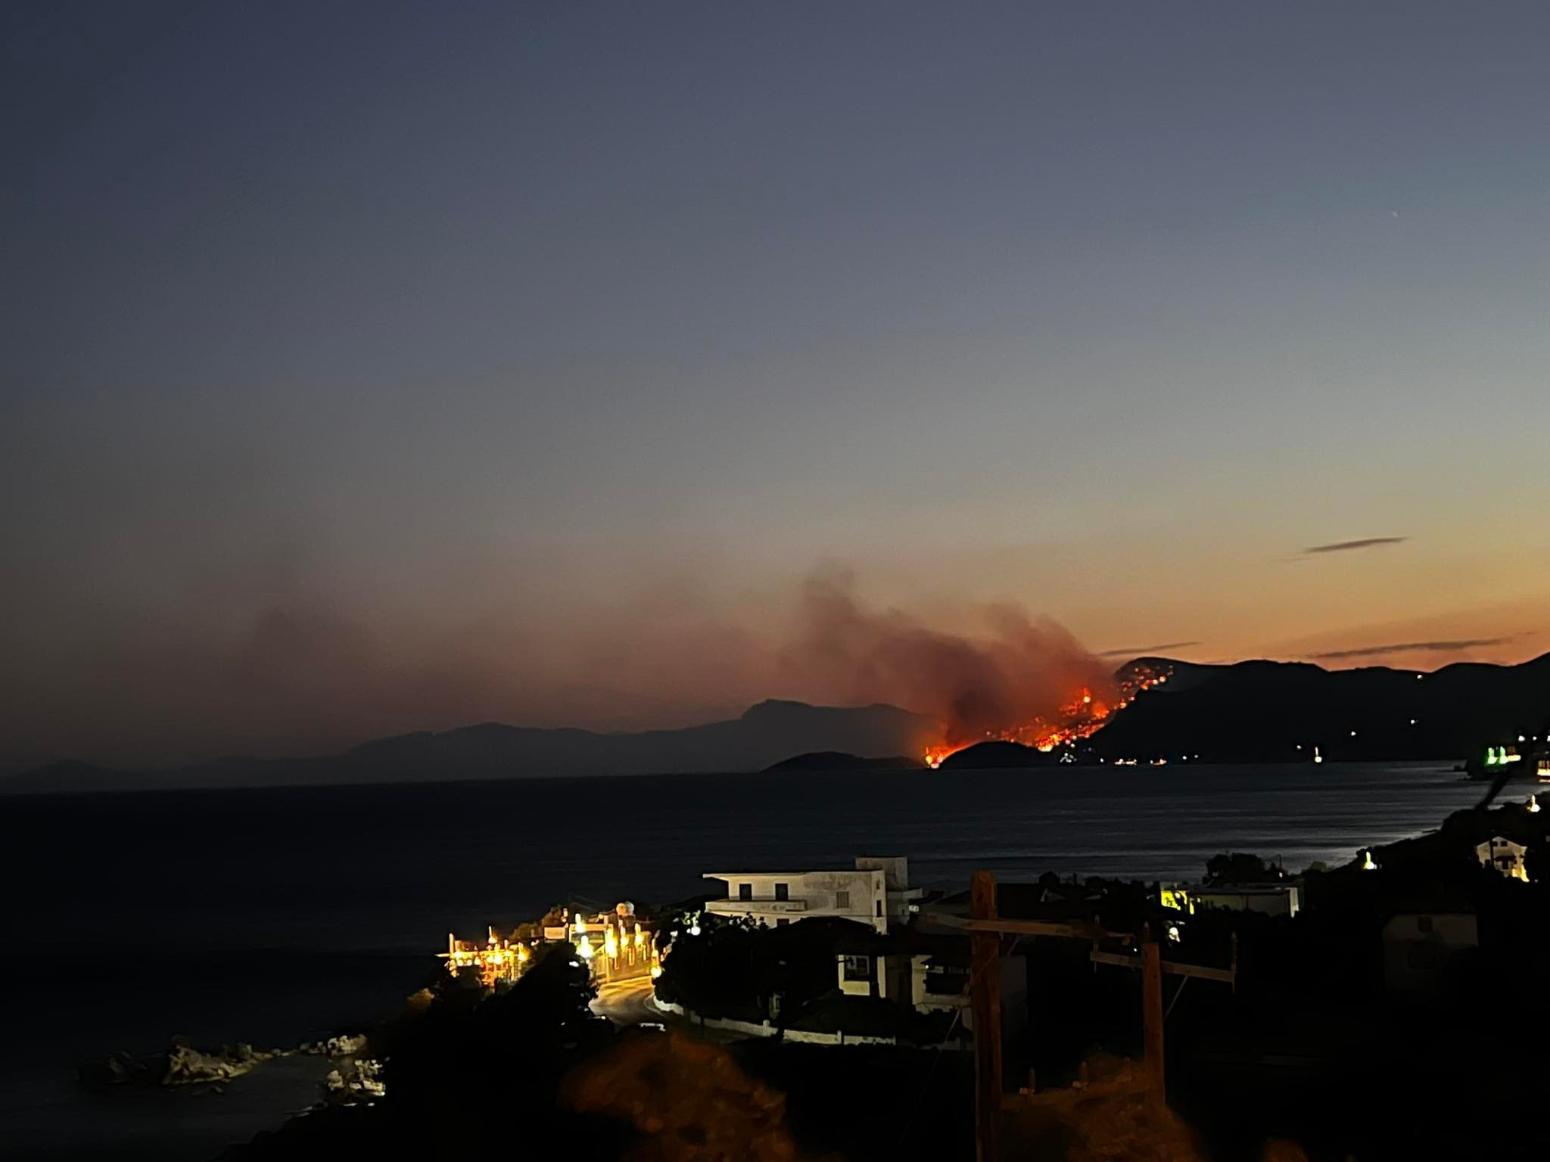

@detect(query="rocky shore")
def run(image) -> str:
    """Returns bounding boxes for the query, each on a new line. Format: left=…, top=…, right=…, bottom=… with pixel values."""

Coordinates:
left=78, top=1032, right=370, bottom=1092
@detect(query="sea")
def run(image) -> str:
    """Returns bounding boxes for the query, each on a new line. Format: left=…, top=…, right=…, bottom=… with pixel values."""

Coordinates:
left=0, top=761, right=1489, bottom=1159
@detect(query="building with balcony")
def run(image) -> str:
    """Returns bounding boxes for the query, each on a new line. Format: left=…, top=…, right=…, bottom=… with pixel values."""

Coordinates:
left=703, top=855, right=922, bottom=933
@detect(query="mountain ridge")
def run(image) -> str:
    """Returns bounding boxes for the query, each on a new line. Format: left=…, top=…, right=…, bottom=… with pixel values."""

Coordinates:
left=1095, top=651, right=1550, bottom=763
left=11, top=653, right=1550, bottom=793
left=1, top=699, right=936, bottom=795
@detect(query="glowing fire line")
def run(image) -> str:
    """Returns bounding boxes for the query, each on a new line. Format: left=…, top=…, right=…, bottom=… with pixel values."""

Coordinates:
left=921, top=669, right=1170, bottom=769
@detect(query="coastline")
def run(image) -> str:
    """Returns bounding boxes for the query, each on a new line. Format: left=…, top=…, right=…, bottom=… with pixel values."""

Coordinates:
left=1, top=761, right=1480, bottom=1157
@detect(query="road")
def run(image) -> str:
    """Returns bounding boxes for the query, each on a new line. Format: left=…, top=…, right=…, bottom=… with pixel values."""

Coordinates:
left=590, top=976, right=665, bottom=1027
left=590, top=977, right=751, bottom=1044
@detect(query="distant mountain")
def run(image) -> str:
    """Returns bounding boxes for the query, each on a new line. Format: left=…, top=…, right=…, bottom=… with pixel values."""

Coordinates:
left=1093, top=653, right=1550, bottom=763
left=16, top=652, right=1545, bottom=794
left=1, top=700, right=936, bottom=795
left=761, top=751, right=924, bottom=773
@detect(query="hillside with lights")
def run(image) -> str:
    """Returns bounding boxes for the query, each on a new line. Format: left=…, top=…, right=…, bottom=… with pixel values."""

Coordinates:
left=1083, top=653, right=1550, bottom=766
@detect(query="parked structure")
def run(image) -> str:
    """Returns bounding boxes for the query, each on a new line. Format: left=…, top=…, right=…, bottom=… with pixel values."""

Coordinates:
left=703, top=855, right=922, bottom=933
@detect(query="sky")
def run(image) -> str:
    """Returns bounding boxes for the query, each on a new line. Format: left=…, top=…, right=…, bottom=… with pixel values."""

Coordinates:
left=4, top=1, right=1550, bottom=766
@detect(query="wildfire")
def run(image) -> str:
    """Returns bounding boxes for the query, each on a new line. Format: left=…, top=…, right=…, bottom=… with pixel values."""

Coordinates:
left=922, top=665, right=1171, bottom=769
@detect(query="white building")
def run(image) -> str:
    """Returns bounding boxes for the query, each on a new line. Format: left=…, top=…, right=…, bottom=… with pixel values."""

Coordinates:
left=703, top=856, right=921, bottom=934
left=1476, top=835, right=1529, bottom=882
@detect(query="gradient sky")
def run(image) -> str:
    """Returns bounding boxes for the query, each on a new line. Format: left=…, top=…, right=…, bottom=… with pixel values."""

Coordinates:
left=5, top=1, right=1550, bottom=766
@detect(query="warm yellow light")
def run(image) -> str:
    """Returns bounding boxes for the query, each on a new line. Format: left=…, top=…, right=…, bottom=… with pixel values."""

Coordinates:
left=577, top=934, right=594, bottom=960
left=604, top=927, right=619, bottom=958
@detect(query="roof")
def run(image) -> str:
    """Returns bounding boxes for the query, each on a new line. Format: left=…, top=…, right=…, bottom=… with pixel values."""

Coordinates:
left=703, top=868, right=881, bottom=881
left=1194, top=883, right=1299, bottom=897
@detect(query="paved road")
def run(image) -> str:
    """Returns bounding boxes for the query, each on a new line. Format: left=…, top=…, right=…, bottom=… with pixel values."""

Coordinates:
left=590, top=977, right=751, bottom=1044
left=591, top=976, right=664, bottom=1027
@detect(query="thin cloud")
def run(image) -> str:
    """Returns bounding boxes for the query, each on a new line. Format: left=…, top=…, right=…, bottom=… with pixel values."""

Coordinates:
left=1302, top=537, right=1408, bottom=555
left=1309, top=636, right=1514, bottom=661
left=1097, top=640, right=1201, bottom=658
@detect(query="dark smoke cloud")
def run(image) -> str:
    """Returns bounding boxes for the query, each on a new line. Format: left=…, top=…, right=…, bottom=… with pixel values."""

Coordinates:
left=1308, top=636, right=1514, bottom=661
left=1096, top=640, right=1201, bottom=659
left=0, top=575, right=776, bottom=769
left=776, top=569, right=1114, bottom=746
left=1302, top=537, right=1408, bottom=555
left=0, top=545, right=1109, bottom=768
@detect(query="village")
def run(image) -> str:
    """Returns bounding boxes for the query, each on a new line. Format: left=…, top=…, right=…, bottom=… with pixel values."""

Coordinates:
left=422, top=790, right=1550, bottom=1159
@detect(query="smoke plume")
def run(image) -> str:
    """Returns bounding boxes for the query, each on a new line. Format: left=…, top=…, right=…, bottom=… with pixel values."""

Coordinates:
left=778, top=570, right=1115, bottom=745
left=0, top=552, right=1112, bottom=768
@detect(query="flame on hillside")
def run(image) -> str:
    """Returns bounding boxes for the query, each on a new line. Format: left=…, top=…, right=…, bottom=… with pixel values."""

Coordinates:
left=921, top=665, right=1171, bottom=769
left=781, top=571, right=1170, bottom=770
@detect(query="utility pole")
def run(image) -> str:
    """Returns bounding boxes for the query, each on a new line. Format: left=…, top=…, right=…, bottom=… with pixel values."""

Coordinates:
left=945, top=874, right=1237, bottom=1160
left=1140, top=927, right=1165, bottom=1102
left=969, top=870, right=1002, bottom=1162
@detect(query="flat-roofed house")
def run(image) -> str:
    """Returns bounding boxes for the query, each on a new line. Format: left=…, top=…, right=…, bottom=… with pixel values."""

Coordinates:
left=703, top=855, right=921, bottom=934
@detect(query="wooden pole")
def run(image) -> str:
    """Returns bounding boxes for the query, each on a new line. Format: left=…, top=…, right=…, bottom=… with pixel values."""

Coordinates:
left=967, top=873, right=1004, bottom=1162
left=970, top=870, right=1002, bottom=1162
left=1141, top=927, right=1166, bottom=1104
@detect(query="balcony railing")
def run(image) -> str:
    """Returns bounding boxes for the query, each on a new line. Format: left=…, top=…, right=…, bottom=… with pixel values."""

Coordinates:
left=707, top=897, right=810, bottom=913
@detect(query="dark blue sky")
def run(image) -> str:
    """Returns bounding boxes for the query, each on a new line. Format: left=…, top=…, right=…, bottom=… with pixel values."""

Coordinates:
left=5, top=2, right=1549, bottom=764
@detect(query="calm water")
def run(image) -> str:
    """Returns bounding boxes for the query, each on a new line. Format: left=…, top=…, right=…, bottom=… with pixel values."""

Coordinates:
left=0, top=762, right=1485, bottom=1158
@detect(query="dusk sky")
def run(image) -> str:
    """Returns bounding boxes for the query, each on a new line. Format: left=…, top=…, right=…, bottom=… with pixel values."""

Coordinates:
left=5, top=1, right=1550, bottom=766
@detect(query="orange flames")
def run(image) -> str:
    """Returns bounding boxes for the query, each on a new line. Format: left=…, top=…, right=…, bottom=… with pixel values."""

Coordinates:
left=922, top=667, right=1170, bottom=769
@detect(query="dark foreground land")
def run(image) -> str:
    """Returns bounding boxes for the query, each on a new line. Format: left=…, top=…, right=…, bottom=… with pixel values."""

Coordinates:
left=1, top=762, right=1486, bottom=1159
left=217, top=798, right=1550, bottom=1161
